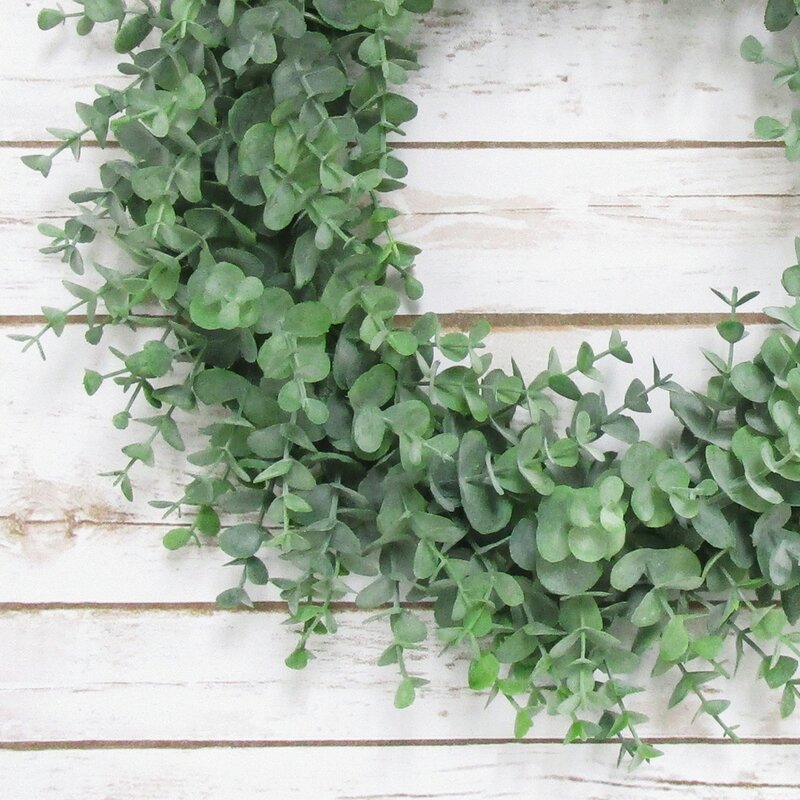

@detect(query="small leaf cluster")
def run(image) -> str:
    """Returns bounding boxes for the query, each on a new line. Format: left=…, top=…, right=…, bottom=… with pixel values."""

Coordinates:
left=18, top=0, right=800, bottom=766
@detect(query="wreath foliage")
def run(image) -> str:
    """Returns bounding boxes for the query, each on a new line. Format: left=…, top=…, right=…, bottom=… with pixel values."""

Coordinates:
left=19, top=0, right=800, bottom=764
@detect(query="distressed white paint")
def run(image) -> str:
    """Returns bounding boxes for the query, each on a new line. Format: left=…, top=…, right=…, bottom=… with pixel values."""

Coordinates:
left=0, top=0, right=794, bottom=142
left=2, top=744, right=800, bottom=800
left=0, top=324, right=769, bottom=522
left=3, top=146, right=799, bottom=315
left=3, top=0, right=800, bottom=794
left=0, top=608, right=796, bottom=743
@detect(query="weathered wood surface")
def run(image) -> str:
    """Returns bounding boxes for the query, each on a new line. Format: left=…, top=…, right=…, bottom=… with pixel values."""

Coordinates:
left=1, top=323, right=769, bottom=522
left=4, top=146, right=799, bottom=316
left=4, top=0, right=800, bottom=796
left=0, top=0, right=792, bottom=143
left=3, top=745, right=800, bottom=800
left=0, top=605, right=796, bottom=743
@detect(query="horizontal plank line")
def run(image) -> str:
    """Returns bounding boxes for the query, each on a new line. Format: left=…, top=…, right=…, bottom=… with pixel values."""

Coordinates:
left=0, top=139, right=782, bottom=152
left=392, top=140, right=783, bottom=151
left=403, top=199, right=799, bottom=218
left=413, top=313, right=772, bottom=329
left=0, top=601, right=433, bottom=613
left=0, top=514, right=167, bottom=528
left=2, top=737, right=799, bottom=751
left=0, top=313, right=772, bottom=330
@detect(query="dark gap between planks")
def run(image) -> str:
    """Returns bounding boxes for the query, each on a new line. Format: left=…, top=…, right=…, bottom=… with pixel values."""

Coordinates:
left=0, top=313, right=773, bottom=330
left=1, top=737, right=799, bottom=751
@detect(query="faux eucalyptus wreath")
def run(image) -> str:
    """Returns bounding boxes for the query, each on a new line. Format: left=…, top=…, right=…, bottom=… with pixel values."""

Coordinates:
left=18, top=0, right=800, bottom=765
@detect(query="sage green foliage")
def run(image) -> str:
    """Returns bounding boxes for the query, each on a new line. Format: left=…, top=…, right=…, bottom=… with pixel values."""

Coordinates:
left=18, top=0, right=800, bottom=766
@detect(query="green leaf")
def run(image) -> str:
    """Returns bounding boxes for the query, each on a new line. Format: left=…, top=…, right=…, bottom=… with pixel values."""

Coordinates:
left=458, top=431, right=513, bottom=534
left=660, top=616, right=689, bottom=662
left=754, top=116, right=786, bottom=140
left=353, top=405, right=386, bottom=453
left=496, top=630, right=539, bottom=664
left=752, top=607, right=788, bottom=640
left=83, top=0, right=125, bottom=23
left=413, top=541, right=437, bottom=580
left=410, top=512, right=464, bottom=545
left=493, top=573, right=525, bottom=607
left=163, top=528, right=193, bottom=550
left=122, top=442, right=154, bottom=466
left=647, top=547, right=703, bottom=590
left=21, top=154, right=53, bottom=178
left=218, top=523, right=263, bottom=558
left=610, top=550, right=647, bottom=591
left=195, top=506, right=220, bottom=536
left=238, top=122, right=276, bottom=175
left=568, top=525, right=608, bottom=563
left=782, top=585, right=800, bottom=625
left=355, top=575, right=394, bottom=609
left=387, top=329, right=418, bottom=356
left=394, top=678, right=417, bottom=709
left=291, top=230, right=321, bottom=288
left=285, top=648, right=310, bottom=670
left=216, top=587, right=253, bottom=609
left=692, top=504, right=735, bottom=550
left=717, top=319, right=745, bottom=344
left=468, top=652, right=500, bottom=691
left=114, top=14, right=152, bottom=52
left=537, top=488, right=572, bottom=563
left=631, top=589, right=663, bottom=627
left=765, top=0, right=797, bottom=32
left=384, top=400, right=430, bottom=436
left=391, top=611, right=427, bottom=644
left=348, top=364, right=396, bottom=408
left=312, top=0, right=374, bottom=30
left=764, top=656, right=797, bottom=689
left=514, top=710, right=534, bottom=739
left=83, top=369, right=103, bottom=396
left=125, top=341, right=172, bottom=379
left=194, top=368, right=252, bottom=405
left=536, top=556, right=602, bottom=596
left=740, top=35, right=765, bottom=63
left=282, top=493, right=312, bottom=513
left=706, top=444, right=772, bottom=512
left=37, top=8, right=66, bottom=29
left=246, top=556, right=270, bottom=585
left=548, top=373, right=582, bottom=401
left=509, top=518, right=537, bottom=570
left=283, top=301, right=332, bottom=338
left=383, top=93, right=418, bottom=126
left=781, top=684, right=797, bottom=718
left=730, top=362, right=772, bottom=403
left=783, top=265, right=800, bottom=297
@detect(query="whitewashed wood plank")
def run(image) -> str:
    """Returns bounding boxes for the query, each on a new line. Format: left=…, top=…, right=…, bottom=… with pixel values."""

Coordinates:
left=0, top=608, right=796, bottom=742
left=10, top=146, right=800, bottom=221
left=4, top=146, right=799, bottom=316
left=1, top=0, right=792, bottom=143
left=407, top=0, right=792, bottom=143
left=398, top=198, right=797, bottom=315
left=4, top=744, right=800, bottom=800
left=0, top=522, right=236, bottom=603
left=0, top=323, right=769, bottom=522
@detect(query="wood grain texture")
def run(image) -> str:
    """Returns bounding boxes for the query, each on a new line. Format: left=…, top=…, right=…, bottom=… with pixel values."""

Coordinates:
left=4, top=0, right=800, bottom=793
left=0, top=323, right=769, bottom=522
left=1, top=607, right=797, bottom=743
left=2, top=744, right=800, bottom=799
left=0, top=0, right=792, bottom=143
left=3, top=146, right=798, bottom=316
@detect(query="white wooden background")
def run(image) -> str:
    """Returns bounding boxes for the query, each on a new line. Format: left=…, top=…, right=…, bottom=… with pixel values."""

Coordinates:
left=3, top=0, right=800, bottom=796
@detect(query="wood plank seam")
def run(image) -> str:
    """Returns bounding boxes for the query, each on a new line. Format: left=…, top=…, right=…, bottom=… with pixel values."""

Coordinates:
left=2, top=737, right=799, bottom=750
left=0, top=140, right=787, bottom=150
left=0, top=313, right=774, bottom=329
